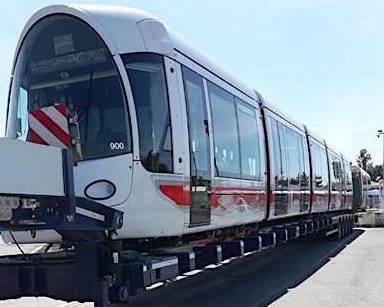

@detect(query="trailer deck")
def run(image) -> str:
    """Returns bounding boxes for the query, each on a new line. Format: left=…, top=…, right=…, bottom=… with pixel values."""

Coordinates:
left=0, top=213, right=354, bottom=306
left=1, top=225, right=376, bottom=307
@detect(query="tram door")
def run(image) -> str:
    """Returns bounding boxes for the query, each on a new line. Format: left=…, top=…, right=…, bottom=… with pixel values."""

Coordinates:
left=183, top=67, right=211, bottom=226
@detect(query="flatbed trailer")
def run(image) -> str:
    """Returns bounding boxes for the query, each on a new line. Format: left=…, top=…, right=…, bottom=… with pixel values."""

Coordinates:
left=0, top=209, right=355, bottom=306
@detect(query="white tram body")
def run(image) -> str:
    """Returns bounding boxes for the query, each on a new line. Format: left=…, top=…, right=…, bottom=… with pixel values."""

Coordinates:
left=3, top=4, right=359, bottom=243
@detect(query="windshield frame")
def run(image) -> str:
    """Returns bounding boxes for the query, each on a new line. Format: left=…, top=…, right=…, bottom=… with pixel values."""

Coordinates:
left=6, top=13, right=133, bottom=161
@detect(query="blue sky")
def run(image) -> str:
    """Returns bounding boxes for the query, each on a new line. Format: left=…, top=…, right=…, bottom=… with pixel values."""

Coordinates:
left=1, top=0, right=383, bottom=164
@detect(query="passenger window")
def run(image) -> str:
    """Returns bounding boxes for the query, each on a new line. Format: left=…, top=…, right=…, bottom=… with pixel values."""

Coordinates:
left=344, top=162, right=352, bottom=186
left=330, top=154, right=343, bottom=191
left=313, top=146, right=322, bottom=188
left=285, top=128, right=301, bottom=186
left=208, top=82, right=240, bottom=178
left=277, top=123, right=289, bottom=187
left=182, top=67, right=210, bottom=175
left=236, top=99, right=261, bottom=180
left=329, top=155, right=336, bottom=184
left=270, top=118, right=282, bottom=183
left=312, top=143, right=328, bottom=189
left=300, top=136, right=310, bottom=188
left=319, top=145, right=329, bottom=189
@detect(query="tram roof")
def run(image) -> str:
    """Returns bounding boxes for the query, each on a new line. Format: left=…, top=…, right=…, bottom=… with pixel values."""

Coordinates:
left=17, top=4, right=257, bottom=99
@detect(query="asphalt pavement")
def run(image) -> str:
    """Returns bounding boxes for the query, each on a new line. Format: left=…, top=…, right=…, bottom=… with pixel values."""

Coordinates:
left=270, top=227, right=384, bottom=307
left=0, top=228, right=383, bottom=306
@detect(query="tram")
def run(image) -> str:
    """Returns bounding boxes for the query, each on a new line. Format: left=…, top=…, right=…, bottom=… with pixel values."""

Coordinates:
left=4, top=4, right=366, bottom=243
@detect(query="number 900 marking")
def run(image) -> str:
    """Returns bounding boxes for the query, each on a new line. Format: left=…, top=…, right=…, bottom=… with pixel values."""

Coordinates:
left=110, top=142, right=125, bottom=150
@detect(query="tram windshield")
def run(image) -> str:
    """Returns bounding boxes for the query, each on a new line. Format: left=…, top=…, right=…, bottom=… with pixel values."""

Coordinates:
left=7, top=15, right=131, bottom=160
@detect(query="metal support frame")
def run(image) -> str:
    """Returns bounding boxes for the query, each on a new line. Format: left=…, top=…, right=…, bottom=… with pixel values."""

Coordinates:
left=0, top=147, right=126, bottom=305
left=193, top=245, right=222, bottom=269
left=221, top=240, right=244, bottom=259
left=0, top=148, right=123, bottom=237
left=243, top=236, right=262, bottom=253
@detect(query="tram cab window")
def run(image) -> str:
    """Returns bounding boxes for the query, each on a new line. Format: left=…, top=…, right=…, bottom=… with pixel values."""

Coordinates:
left=208, top=82, right=240, bottom=178
left=123, top=53, right=173, bottom=173
left=7, top=15, right=131, bottom=160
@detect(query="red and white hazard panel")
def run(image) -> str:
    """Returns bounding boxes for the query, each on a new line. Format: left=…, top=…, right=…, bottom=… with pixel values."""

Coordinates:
left=27, top=103, right=70, bottom=148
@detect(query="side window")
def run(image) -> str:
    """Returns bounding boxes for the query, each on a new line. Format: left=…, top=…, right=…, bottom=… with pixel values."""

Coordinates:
left=320, top=147, right=329, bottom=188
left=278, top=123, right=289, bottom=187
left=333, top=156, right=343, bottom=191
left=344, top=162, right=352, bottom=187
left=329, top=154, right=336, bottom=189
left=236, top=99, right=261, bottom=180
left=124, top=53, right=173, bottom=173
left=312, top=143, right=328, bottom=190
left=208, top=82, right=240, bottom=178
left=285, top=128, right=301, bottom=186
left=16, top=87, right=29, bottom=141
left=342, top=161, right=347, bottom=187
left=182, top=67, right=210, bottom=175
left=300, top=136, right=310, bottom=188
left=270, top=118, right=282, bottom=184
